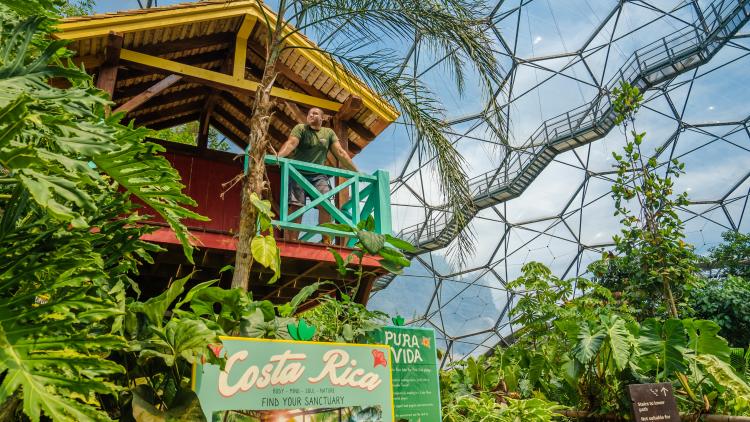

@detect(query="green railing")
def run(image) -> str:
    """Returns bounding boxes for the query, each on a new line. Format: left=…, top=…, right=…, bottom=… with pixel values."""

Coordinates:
left=263, top=155, right=391, bottom=242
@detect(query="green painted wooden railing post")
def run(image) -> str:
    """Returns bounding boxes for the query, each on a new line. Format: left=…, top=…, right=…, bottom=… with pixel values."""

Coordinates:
left=374, top=169, right=391, bottom=235
left=279, top=158, right=289, bottom=221
left=263, top=155, right=391, bottom=240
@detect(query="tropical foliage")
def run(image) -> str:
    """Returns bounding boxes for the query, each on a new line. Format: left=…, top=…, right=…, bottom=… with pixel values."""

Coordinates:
left=0, top=1, right=211, bottom=419
left=689, top=231, right=750, bottom=347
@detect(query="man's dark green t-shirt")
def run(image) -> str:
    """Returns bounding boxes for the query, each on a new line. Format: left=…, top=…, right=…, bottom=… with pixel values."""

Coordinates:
left=290, top=123, right=338, bottom=167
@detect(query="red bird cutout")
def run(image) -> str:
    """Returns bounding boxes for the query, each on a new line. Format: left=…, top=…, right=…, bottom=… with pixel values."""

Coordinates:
left=372, top=349, right=388, bottom=368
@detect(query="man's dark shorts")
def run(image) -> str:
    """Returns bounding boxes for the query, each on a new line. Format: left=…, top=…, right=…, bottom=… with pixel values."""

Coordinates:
left=289, top=173, right=332, bottom=207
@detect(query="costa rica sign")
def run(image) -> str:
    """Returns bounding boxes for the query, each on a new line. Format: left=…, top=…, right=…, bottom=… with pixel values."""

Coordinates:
left=192, top=337, right=394, bottom=421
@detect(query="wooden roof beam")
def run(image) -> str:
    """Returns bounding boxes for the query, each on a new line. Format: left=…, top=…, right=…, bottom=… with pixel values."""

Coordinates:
left=126, top=88, right=208, bottom=117
left=75, top=32, right=236, bottom=70
left=336, top=95, right=362, bottom=121
left=145, top=112, right=200, bottom=130
left=209, top=117, right=248, bottom=150
left=233, top=14, right=257, bottom=80
left=119, top=48, right=342, bottom=111
left=133, top=100, right=204, bottom=126
left=113, top=74, right=182, bottom=114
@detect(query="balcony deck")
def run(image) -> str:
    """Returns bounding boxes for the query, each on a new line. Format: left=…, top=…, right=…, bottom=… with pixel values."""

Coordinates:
left=134, top=142, right=390, bottom=308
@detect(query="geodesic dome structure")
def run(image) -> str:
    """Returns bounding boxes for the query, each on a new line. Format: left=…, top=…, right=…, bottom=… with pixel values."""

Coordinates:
left=366, top=0, right=750, bottom=366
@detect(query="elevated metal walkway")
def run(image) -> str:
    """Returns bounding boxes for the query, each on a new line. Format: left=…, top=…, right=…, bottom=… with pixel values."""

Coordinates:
left=374, top=0, right=750, bottom=291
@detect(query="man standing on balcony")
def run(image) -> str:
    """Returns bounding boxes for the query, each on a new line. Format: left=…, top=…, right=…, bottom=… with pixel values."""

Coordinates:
left=277, top=107, right=358, bottom=242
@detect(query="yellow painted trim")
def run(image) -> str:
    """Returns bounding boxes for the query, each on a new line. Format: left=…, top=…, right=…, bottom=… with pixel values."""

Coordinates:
left=119, top=48, right=342, bottom=111
left=57, top=1, right=398, bottom=122
left=218, top=335, right=390, bottom=349
left=56, top=1, right=258, bottom=40
left=233, top=14, right=257, bottom=80
left=257, top=6, right=399, bottom=122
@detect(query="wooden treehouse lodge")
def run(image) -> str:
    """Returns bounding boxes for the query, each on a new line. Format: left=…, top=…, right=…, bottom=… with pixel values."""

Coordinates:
left=56, top=1, right=399, bottom=307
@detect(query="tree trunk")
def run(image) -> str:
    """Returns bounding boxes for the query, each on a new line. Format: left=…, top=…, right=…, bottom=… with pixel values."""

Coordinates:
left=664, top=279, right=679, bottom=318
left=231, top=50, right=280, bottom=291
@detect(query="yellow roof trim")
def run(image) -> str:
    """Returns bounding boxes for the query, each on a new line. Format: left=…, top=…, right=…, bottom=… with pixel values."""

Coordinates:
left=57, top=2, right=257, bottom=40
left=56, top=1, right=399, bottom=123
left=262, top=7, right=399, bottom=122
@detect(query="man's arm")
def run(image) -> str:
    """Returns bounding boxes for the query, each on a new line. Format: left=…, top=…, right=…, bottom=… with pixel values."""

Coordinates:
left=277, top=136, right=300, bottom=158
left=331, top=140, right=358, bottom=172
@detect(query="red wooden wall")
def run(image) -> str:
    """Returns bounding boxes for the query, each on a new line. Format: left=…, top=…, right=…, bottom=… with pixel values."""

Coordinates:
left=138, top=151, right=282, bottom=234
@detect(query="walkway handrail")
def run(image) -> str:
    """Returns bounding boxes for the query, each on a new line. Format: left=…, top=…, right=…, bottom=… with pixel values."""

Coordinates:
left=264, top=155, right=392, bottom=241
left=374, top=0, right=750, bottom=292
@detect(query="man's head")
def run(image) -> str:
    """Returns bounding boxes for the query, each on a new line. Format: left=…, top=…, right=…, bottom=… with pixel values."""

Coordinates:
left=306, top=107, right=324, bottom=129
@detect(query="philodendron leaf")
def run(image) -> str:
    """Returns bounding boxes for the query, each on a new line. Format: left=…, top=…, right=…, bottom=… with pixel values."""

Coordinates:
left=695, top=354, right=750, bottom=399
left=130, top=274, right=192, bottom=329
left=385, top=234, right=417, bottom=253
left=357, top=230, right=385, bottom=254
left=573, top=322, right=606, bottom=365
left=378, top=258, right=404, bottom=275
left=139, top=318, right=220, bottom=366
left=329, top=248, right=353, bottom=277
left=639, top=318, right=687, bottom=377
left=342, top=324, right=354, bottom=342
left=251, top=234, right=281, bottom=284
left=379, top=247, right=411, bottom=267
left=278, top=281, right=333, bottom=317
left=249, top=192, right=274, bottom=218
left=132, top=386, right=207, bottom=422
left=683, top=319, right=731, bottom=362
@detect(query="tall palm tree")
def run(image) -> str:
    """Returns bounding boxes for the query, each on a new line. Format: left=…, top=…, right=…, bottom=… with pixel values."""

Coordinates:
left=231, top=0, right=506, bottom=289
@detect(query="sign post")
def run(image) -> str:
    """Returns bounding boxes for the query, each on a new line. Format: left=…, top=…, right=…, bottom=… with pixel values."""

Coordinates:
left=374, top=326, right=442, bottom=422
left=628, top=382, right=680, bottom=422
left=193, top=337, right=394, bottom=421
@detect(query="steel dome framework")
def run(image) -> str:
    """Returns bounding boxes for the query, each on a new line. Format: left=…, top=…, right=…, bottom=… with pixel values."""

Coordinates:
left=367, top=0, right=750, bottom=366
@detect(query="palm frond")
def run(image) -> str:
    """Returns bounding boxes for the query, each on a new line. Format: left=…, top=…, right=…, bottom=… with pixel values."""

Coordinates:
left=279, top=0, right=508, bottom=264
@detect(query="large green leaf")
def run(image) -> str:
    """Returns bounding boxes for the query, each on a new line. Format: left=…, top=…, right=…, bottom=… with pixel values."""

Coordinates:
left=130, top=274, right=191, bottom=329
left=385, top=234, right=416, bottom=253
left=601, top=314, right=635, bottom=371
left=93, top=140, right=206, bottom=263
left=638, top=318, right=687, bottom=377
left=251, top=234, right=281, bottom=284
left=357, top=229, right=385, bottom=254
left=277, top=281, right=332, bottom=317
left=18, top=168, right=95, bottom=224
left=695, top=354, right=750, bottom=399
left=683, top=319, right=731, bottom=363
left=573, top=322, right=606, bottom=365
left=132, top=386, right=207, bottom=422
left=139, top=318, right=220, bottom=366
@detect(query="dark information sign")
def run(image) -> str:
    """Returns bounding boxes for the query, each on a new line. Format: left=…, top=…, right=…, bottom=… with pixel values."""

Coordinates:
left=628, top=382, right=680, bottom=422
left=373, top=326, right=441, bottom=422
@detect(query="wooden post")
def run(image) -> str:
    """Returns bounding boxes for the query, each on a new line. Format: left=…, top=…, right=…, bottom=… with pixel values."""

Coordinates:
left=333, top=116, right=350, bottom=212
left=197, top=95, right=217, bottom=151
left=96, top=32, right=123, bottom=98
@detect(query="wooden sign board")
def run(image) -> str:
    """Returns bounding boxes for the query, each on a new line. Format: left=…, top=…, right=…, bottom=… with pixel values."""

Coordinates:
left=628, top=382, right=680, bottom=422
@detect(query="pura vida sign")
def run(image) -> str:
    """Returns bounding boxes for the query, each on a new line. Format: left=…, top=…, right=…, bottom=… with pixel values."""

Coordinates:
left=374, top=326, right=442, bottom=422
left=192, top=337, right=394, bottom=421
